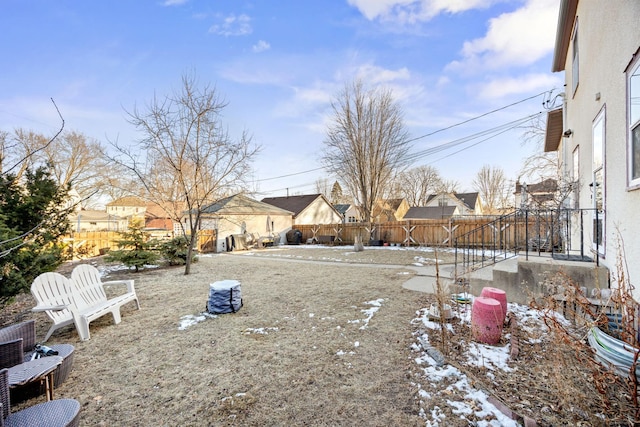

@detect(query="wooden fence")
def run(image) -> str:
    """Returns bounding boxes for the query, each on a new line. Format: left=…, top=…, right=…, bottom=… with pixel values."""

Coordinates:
left=62, top=230, right=219, bottom=259
left=291, top=218, right=501, bottom=247
left=62, top=217, right=539, bottom=258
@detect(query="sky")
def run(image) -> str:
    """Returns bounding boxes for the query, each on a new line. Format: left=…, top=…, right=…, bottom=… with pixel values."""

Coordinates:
left=0, top=0, right=564, bottom=199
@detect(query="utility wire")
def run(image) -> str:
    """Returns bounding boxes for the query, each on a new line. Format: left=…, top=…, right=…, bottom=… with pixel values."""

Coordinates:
left=405, top=112, right=542, bottom=164
left=254, top=90, right=552, bottom=183
left=258, top=166, right=325, bottom=182
left=405, top=90, right=551, bottom=144
left=424, top=111, right=545, bottom=166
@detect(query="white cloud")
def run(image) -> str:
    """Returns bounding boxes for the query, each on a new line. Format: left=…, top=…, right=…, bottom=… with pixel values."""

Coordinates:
left=209, top=14, right=252, bottom=36
left=252, top=40, right=271, bottom=53
left=449, top=0, right=560, bottom=71
left=162, top=0, right=188, bottom=6
left=355, top=63, right=411, bottom=84
left=476, top=73, right=562, bottom=99
left=347, top=0, right=501, bottom=23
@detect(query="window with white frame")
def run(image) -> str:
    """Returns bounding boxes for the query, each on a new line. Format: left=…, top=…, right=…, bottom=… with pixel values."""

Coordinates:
left=572, top=19, right=579, bottom=96
left=592, top=109, right=605, bottom=254
left=628, top=52, right=640, bottom=187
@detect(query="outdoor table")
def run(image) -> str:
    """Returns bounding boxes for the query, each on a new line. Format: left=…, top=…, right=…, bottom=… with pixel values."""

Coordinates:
left=7, top=355, right=63, bottom=401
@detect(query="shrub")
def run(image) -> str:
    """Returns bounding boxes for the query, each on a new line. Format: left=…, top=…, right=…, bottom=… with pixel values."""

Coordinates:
left=105, top=219, right=159, bottom=272
left=159, top=236, right=197, bottom=266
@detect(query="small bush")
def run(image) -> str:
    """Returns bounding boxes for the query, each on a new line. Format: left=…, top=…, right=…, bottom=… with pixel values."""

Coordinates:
left=105, top=219, right=159, bottom=272
left=159, top=236, right=197, bottom=266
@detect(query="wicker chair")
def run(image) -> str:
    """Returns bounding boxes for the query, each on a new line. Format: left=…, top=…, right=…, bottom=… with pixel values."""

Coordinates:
left=0, top=321, right=74, bottom=396
left=0, top=368, right=80, bottom=427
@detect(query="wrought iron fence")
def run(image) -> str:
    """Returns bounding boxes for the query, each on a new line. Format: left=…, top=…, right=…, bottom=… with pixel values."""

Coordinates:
left=454, top=208, right=601, bottom=274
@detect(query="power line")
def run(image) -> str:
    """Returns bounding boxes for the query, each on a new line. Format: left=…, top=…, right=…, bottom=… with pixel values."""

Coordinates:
left=424, top=111, right=545, bottom=166
left=257, top=166, right=325, bottom=182
left=405, top=90, right=551, bottom=144
left=253, top=89, right=554, bottom=183
left=405, top=112, right=542, bottom=164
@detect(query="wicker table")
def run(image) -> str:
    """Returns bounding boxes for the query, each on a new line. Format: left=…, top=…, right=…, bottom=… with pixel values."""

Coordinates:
left=7, top=356, right=63, bottom=401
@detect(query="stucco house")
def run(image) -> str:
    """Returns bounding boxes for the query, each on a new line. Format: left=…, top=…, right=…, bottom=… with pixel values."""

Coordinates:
left=194, top=194, right=293, bottom=252
left=105, top=196, right=147, bottom=220
left=545, top=0, right=640, bottom=297
left=333, top=203, right=363, bottom=223
left=371, top=198, right=410, bottom=222
left=425, top=192, right=484, bottom=216
left=261, top=194, right=342, bottom=225
left=68, top=209, right=126, bottom=232
left=514, top=179, right=559, bottom=209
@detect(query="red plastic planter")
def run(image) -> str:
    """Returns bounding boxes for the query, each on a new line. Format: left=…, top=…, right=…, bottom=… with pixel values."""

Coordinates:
left=471, top=297, right=503, bottom=345
left=480, top=287, right=507, bottom=322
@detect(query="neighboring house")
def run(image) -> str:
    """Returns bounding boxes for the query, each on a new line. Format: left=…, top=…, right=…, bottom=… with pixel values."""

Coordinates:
left=194, top=194, right=293, bottom=252
left=425, top=192, right=484, bottom=216
left=402, top=206, right=459, bottom=220
left=106, top=197, right=147, bottom=221
left=144, top=203, right=177, bottom=238
left=68, top=209, right=126, bottom=232
left=545, top=0, right=640, bottom=296
left=334, top=203, right=362, bottom=223
left=514, top=179, right=558, bottom=209
left=261, top=194, right=342, bottom=225
left=372, top=198, right=410, bottom=222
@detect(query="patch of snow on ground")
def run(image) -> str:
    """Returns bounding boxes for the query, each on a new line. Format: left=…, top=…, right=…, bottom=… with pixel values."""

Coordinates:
left=356, top=298, right=384, bottom=330
left=178, top=312, right=217, bottom=330
left=412, top=302, right=563, bottom=426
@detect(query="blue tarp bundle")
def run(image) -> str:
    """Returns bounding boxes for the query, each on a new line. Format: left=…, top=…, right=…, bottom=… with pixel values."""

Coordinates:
left=207, top=280, right=242, bottom=314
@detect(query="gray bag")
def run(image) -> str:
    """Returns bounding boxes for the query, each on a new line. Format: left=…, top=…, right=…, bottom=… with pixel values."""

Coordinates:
left=207, top=280, right=242, bottom=314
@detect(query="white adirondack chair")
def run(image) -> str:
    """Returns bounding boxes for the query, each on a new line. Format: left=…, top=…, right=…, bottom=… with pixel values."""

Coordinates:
left=70, top=264, right=140, bottom=314
left=30, top=273, right=79, bottom=342
left=31, top=266, right=140, bottom=341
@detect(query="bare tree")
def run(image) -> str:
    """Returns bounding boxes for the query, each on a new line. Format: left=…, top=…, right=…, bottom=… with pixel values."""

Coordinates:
left=519, top=114, right=576, bottom=209
left=472, top=165, right=509, bottom=214
left=2, top=129, right=49, bottom=182
left=437, top=178, right=461, bottom=194
left=314, top=177, right=331, bottom=198
left=395, top=165, right=442, bottom=206
left=109, top=73, right=259, bottom=274
left=42, top=131, right=111, bottom=205
left=323, top=80, right=411, bottom=223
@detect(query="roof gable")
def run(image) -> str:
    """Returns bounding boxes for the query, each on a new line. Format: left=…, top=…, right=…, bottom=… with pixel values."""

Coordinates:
left=455, top=193, right=479, bottom=210
left=403, top=206, right=457, bottom=220
left=333, top=204, right=351, bottom=215
left=261, top=194, right=324, bottom=216
left=202, top=194, right=293, bottom=215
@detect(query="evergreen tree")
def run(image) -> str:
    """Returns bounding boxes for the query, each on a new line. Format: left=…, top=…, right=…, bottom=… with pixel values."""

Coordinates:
left=330, top=181, right=343, bottom=204
left=0, top=167, right=70, bottom=302
left=106, top=218, right=159, bottom=272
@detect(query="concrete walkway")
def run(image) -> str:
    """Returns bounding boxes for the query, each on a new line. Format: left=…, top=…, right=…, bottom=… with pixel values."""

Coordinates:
left=402, top=258, right=524, bottom=302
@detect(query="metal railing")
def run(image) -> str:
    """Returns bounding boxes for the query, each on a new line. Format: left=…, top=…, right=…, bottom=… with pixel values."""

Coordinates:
left=454, top=208, right=600, bottom=274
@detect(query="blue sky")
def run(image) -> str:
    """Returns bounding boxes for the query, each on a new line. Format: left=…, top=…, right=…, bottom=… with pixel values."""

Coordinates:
left=0, top=0, right=563, bottom=198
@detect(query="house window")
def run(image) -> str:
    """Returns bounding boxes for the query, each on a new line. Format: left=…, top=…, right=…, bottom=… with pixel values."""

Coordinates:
left=348, top=216, right=356, bottom=223
left=571, top=19, right=579, bottom=96
left=592, top=109, right=605, bottom=254
left=628, top=52, right=640, bottom=186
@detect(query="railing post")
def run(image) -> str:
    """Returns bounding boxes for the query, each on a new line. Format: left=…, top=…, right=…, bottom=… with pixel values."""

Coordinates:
left=525, top=209, right=529, bottom=261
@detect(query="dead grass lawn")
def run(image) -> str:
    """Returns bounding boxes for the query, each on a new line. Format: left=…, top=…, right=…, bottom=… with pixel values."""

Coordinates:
left=9, top=247, right=440, bottom=426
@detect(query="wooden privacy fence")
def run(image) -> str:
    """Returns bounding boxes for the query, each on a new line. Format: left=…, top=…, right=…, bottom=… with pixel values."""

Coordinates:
left=291, top=218, right=502, bottom=247
left=62, top=231, right=121, bottom=259
left=62, top=230, right=218, bottom=259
